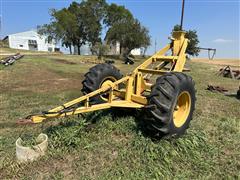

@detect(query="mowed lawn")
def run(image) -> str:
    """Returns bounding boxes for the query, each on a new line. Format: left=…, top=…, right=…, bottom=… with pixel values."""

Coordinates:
left=0, top=55, right=239, bottom=179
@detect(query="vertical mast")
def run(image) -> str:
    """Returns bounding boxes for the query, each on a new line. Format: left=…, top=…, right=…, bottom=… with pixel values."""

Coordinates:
left=180, top=0, right=185, bottom=30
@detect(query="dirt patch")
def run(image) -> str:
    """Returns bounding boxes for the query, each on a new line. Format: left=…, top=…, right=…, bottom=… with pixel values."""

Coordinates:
left=0, top=66, right=83, bottom=93
left=54, top=59, right=77, bottom=65
left=192, top=58, right=240, bottom=67
left=49, top=56, right=104, bottom=65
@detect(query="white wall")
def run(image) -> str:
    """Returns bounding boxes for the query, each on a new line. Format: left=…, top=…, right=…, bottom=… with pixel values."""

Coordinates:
left=131, top=48, right=141, bottom=56
left=8, top=30, right=56, bottom=52
left=9, top=35, right=29, bottom=50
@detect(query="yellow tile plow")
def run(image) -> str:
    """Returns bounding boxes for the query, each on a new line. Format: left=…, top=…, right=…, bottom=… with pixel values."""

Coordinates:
left=19, top=31, right=196, bottom=137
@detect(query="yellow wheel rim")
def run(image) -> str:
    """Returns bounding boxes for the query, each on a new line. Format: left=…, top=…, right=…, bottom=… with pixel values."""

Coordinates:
left=100, top=77, right=117, bottom=101
left=173, top=91, right=191, bottom=128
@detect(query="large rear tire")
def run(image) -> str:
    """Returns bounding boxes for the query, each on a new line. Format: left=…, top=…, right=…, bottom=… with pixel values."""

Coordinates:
left=81, top=63, right=123, bottom=104
left=146, top=72, right=196, bottom=137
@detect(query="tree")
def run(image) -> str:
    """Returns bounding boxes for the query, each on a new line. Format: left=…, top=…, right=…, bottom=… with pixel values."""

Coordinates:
left=172, top=25, right=200, bottom=56
left=68, top=2, right=87, bottom=55
left=38, top=22, right=73, bottom=52
left=79, top=0, right=107, bottom=53
left=38, top=7, right=80, bottom=54
left=104, top=3, right=133, bottom=26
left=38, top=1, right=150, bottom=57
left=104, top=3, right=150, bottom=57
left=91, top=42, right=110, bottom=59
left=106, top=18, right=150, bottom=57
left=62, top=37, right=73, bottom=54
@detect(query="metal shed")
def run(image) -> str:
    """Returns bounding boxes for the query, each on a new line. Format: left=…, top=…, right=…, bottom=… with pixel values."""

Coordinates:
left=3, top=30, right=56, bottom=52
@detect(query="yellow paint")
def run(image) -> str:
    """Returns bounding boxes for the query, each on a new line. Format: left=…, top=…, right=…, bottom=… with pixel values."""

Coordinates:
left=100, top=77, right=117, bottom=101
left=173, top=39, right=188, bottom=71
left=110, top=101, right=144, bottom=108
left=135, top=72, right=143, bottom=95
left=138, top=68, right=167, bottom=75
left=125, top=76, right=134, bottom=101
left=131, top=94, right=147, bottom=105
left=173, top=91, right=191, bottom=128
left=133, top=44, right=171, bottom=73
left=31, top=116, right=47, bottom=123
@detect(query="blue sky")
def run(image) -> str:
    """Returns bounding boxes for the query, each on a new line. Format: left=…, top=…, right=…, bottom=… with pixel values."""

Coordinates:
left=0, top=0, right=239, bottom=58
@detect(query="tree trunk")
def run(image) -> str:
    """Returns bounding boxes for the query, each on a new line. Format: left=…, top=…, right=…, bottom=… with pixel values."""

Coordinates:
left=77, top=45, right=81, bottom=55
left=119, top=44, right=122, bottom=55
left=120, top=47, right=126, bottom=60
left=142, top=47, right=147, bottom=57
left=126, top=49, right=132, bottom=56
left=69, top=46, right=72, bottom=55
left=90, top=47, right=96, bottom=55
left=121, top=48, right=131, bottom=60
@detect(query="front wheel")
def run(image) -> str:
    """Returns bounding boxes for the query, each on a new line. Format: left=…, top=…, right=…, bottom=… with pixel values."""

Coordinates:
left=81, top=63, right=123, bottom=104
left=146, top=72, right=196, bottom=137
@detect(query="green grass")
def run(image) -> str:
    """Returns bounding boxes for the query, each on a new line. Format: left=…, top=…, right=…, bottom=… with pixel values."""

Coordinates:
left=0, top=55, right=239, bottom=179
left=0, top=47, right=59, bottom=54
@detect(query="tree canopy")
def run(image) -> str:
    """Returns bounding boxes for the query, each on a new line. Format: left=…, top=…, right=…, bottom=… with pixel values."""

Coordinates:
left=172, top=25, right=200, bottom=56
left=38, top=1, right=150, bottom=56
left=104, top=3, right=150, bottom=57
left=104, top=4, right=133, bottom=26
left=106, top=18, right=150, bottom=57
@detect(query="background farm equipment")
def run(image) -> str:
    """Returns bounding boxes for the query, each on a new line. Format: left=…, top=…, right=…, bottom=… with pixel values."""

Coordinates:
left=0, top=53, right=24, bottom=66
left=237, top=87, right=240, bottom=99
left=124, top=54, right=135, bottom=65
left=207, top=85, right=228, bottom=93
left=218, top=66, right=240, bottom=80
left=199, top=47, right=216, bottom=60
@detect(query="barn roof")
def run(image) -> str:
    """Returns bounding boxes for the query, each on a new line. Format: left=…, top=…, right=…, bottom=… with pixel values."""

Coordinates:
left=8, top=30, right=38, bottom=37
left=2, top=36, right=8, bottom=41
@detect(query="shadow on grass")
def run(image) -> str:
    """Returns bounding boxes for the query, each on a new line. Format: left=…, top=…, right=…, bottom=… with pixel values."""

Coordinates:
left=84, top=108, right=166, bottom=141
left=134, top=111, right=167, bottom=141
left=43, top=109, right=113, bottom=136
left=42, top=107, right=166, bottom=149
left=225, top=93, right=240, bottom=100
left=0, top=121, right=28, bottom=130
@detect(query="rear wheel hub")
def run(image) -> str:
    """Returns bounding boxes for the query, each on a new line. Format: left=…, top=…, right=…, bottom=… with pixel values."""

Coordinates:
left=173, top=91, right=191, bottom=128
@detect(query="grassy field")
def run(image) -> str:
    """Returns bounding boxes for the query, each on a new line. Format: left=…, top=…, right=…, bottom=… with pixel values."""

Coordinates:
left=0, top=55, right=239, bottom=179
left=0, top=47, right=61, bottom=60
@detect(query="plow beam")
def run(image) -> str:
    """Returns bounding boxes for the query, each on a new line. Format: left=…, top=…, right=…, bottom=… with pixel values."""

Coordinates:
left=22, top=76, right=146, bottom=124
left=30, top=101, right=144, bottom=124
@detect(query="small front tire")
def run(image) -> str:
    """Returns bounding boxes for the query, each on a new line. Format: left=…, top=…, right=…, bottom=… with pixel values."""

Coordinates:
left=81, top=63, right=123, bottom=104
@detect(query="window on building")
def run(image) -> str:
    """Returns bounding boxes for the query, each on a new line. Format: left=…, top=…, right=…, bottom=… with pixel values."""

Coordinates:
left=47, top=37, right=52, bottom=44
left=48, top=47, right=53, bottom=52
left=19, top=45, right=23, bottom=47
left=28, top=40, right=38, bottom=51
left=28, top=40, right=37, bottom=45
left=54, top=48, right=60, bottom=52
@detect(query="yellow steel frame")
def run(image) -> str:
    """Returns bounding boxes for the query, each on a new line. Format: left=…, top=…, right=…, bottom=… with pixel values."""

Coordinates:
left=29, top=31, right=188, bottom=123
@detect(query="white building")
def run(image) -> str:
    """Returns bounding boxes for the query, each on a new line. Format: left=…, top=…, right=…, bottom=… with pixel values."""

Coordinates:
left=131, top=48, right=143, bottom=56
left=3, top=30, right=57, bottom=52
left=108, top=41, right=143, bottom=56
left=108, top=41, right=121, bottom=55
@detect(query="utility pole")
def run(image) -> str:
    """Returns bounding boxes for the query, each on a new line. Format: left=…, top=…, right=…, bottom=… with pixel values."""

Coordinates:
left=180, top=0, right=185, bottom=30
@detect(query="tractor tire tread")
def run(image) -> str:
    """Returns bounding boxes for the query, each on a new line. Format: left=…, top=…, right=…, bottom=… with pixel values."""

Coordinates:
left=145, top=72, right=196, bottom=137
left=81, top=63, right=123, bottom=104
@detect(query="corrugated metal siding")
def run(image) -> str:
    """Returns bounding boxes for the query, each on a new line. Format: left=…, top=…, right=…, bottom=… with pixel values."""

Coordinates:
left=8, top=30, right=56, bottom=52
